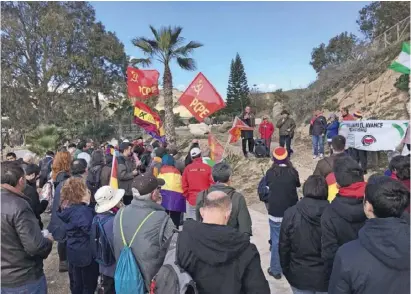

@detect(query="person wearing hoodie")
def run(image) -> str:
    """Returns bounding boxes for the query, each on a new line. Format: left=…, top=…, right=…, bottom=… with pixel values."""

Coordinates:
left=157, top=154, right=186, bottom=228
left=196, top=161, right=252, bottom=236
left=1, top=162, right=54, bottom=293
left=266, top=147, right=301, bottom=280
left=329, top=176, right=410, bottom=294
left=87, top=149, right=106, bottom=206
left=259, top=115, right=275, bottom=156
left=182, top=147, right=214, bottom=220
left=58, top=177, right=98, bottom=294
left=321, top=156, right=367, bottom=282
left=93, top=186, right=125, bottom=294
left=279, top=175, right=329, bottom=294
left=177, top=191, right=270, bottom=294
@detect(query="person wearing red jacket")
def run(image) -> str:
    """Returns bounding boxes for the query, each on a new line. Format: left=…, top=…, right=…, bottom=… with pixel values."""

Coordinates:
left=182, top=147, right=213, bottom=220
left=259, top=116, right=275, bottom=156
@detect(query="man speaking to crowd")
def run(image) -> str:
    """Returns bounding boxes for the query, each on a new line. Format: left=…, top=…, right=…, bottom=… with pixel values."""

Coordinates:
left=240, top=106, right=256, bottom=158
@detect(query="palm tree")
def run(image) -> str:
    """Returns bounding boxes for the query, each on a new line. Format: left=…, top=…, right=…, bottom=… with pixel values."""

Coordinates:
left=131, top=26, right=203, bottom=145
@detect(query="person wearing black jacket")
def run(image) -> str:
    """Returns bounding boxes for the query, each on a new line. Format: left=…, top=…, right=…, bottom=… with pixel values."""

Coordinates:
left=184, top=140, right=200, bottom=167
left=240, top=106, right=256, bottom=158
left=321, top=156, right=367, bottom=282
left=311, top=111, right=327, bottom=159
left=266, top=147, right=301, bottom=280
left=279, top=175, right=329, bottom=294
left=329, top=176, right=410, bottom=294
left=177, top=191, right=270, bottom=294
left=24, top=164, right=47, bottom=230
left=1, top=162, right=53, bottom=292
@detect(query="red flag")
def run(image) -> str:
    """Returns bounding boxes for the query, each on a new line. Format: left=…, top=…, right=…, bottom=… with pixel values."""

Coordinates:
left=208, top=133, right=224, bottom=163
left=228, top=117, right=254, bottom=144
left=179, top=72, right=225, bottom=122
left=127, top=67, right=160, bottom=99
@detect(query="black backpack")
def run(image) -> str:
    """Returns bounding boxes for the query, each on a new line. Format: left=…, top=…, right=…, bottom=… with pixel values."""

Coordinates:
left=39, top=157, right=53, bottom=187
left=90, top=214, right=115, bottom=267
left=87, top=165, right=102, bottom=199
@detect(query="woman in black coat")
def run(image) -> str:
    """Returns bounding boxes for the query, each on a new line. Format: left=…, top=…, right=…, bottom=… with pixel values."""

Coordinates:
left=279, top=175, right=329, bottom=294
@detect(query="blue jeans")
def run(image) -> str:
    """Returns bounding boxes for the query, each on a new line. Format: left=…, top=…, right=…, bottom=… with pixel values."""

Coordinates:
left=291, top=286, right=328, bottom=294
left=312, top=135, right=324, bottom=156
left=1, top=275, right=47, bottom=294
left=269, top=219, right=282, bottom=275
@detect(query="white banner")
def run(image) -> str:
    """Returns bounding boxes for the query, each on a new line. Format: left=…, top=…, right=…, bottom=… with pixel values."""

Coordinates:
left=339, top=120, right=409, bottom=151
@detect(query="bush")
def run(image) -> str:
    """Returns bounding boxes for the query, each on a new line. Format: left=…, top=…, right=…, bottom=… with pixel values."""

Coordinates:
left=26, top=124, right=65, bottom=155
left=394, top=74, right=410, bottom=92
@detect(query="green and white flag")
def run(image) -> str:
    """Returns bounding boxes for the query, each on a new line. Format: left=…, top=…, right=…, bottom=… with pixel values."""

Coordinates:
left=389, top=42, right=410, bottom=74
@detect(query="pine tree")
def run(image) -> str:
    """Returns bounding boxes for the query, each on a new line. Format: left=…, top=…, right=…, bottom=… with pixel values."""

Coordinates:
left=226, top=53, right=249, bottom=116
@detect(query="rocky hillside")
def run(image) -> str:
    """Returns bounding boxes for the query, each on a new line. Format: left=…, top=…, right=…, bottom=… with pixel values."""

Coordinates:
left=155, top=88, right=193, bottom=118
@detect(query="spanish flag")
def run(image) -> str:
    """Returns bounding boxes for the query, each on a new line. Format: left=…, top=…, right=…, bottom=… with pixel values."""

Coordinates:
left=208, top=133, right=224, bottom=163
left=134, top=101, right=165, bottom=142
left=326, top=172, right=338, bottom=203
left=110, top=150, right=119, bottom=189
left=157, top=166, right=186, bottom=212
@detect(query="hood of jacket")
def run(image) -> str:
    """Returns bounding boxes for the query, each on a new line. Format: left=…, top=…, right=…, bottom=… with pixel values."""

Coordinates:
left=330, top=195, right=367, bottom=223
left=179, top=220, right=250, bottom=265
left=55, top=171, right=70, bottom=186
left=297, top=197, right=329, bottom=226
left=58, top=203, right=90, bottom=224
left=359, top=217, right=410, bottom=270
left=207, top=183, right=236, bottom=195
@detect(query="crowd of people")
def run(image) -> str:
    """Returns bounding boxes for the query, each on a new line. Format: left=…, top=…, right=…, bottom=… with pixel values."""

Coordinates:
left=1, top=105, right=410, bottom=294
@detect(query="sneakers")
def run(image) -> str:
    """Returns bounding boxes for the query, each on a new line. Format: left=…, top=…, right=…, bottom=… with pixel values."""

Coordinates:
left=319, top=153, right=324, bottom=159
left=267, top=268, right=282, bottom=280
left=313, top=155, right=317, bottom=159
left=59, top=260, right=68, bottom=273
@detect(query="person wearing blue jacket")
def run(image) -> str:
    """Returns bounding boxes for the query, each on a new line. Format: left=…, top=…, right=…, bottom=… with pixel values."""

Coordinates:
left=58, top=177, right=98, bottom=294
left=326, top=114, right=340, bottom=155
left=93, top=186, right=125, bottom=294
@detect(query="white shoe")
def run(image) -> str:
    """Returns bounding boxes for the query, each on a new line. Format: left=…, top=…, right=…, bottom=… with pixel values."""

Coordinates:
left=319, top=154, right=324, bottom=159
left=313, top=155, right=317, bottom=159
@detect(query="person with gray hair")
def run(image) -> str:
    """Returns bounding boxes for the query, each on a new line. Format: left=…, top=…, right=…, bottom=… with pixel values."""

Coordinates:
left=196, top=161, right=252, bottom=236
left=177, top=190, right=270, bottom=294
left=112, top=173, right=175, bottom=292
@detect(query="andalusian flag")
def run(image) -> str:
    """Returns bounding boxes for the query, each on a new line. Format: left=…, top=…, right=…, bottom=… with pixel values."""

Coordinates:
left=110, top=150, right=119, bottom=189
left=202, top=157, right=215, bottom=167
left=389, top=42, right=410, bottom=74
left=208, top=133, right=224, bottom=163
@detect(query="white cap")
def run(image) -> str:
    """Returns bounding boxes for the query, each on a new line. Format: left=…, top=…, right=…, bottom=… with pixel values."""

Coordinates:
left=190, top=147, right=201, bottom=158
left=95, top=186, right=125, bottom=214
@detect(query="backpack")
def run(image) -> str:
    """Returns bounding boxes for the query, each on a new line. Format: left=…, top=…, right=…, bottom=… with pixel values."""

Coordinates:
left=87, top=166, right=102, bottom=199
left=150, top=232, right=198, bottom=294
left=40, top=180, right=55, bottom=213
left=39, top=157, right=53, bottom=187
left=257, top=175, right=270, bottom=203
left=91, top=215, right=115, bottom=267
left=114, top=209, right=155, bottom=294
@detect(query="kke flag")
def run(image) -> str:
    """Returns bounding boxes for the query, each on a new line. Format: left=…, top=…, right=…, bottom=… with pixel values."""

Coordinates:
left=134, top=101, right=166, bottom=142
left=127, top=67, right=160, bottom=99
left=228, top=117, right=254, bottom=144
left=389, top=42, right=410, bottom=74
left=110, top=150, right=119, bottom=189
left=208, top=133, right=224, bottom=163
left=179, top=72, right=225, bottom=122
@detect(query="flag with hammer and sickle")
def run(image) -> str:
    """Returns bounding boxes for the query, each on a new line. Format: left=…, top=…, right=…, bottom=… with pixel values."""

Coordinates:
left=127, top=66, right=160, bottom=99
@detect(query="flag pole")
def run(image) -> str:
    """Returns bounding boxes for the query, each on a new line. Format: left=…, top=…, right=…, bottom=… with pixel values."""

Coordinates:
left=221, top=135, right=231, bottom=160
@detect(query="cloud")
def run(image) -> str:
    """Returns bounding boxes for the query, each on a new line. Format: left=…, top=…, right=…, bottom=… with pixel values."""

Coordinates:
left=176, top=84, right=186, bottom=91
left=256, top=83, right=277, bottom=91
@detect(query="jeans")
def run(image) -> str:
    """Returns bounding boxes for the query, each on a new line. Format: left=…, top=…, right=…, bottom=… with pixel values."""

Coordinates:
left=279, top=135, right=292, bottom=156
left=69, top=262, right=99, bottom=294
left=291, top=286, right=328, bottom=294
left=269, top=219, right=282, bottom=275
left=185, top=203, right=197, bottom=220
left=1, top=275, right=47, bottom=294
left=312, top=135, right=324, bottom=156
left=242, top=138, right=255, bottom=155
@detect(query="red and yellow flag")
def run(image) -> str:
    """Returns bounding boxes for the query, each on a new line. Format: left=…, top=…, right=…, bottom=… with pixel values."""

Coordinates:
left=134, top=101, right=165, bottom=142
left=326, top=172, right=338, bottom=203
left=110, top=150, right=119, bottom=189
left=179, top=72, right=225, bottom=122
left=228, top=117, right=254, bottom=144
left=208, top=133, right=224, bottom=163
left=127, top=67, right=160, bottom=99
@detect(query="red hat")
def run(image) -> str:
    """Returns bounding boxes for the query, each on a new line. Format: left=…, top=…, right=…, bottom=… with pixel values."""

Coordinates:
left=272, top=147, right=288, bottom=164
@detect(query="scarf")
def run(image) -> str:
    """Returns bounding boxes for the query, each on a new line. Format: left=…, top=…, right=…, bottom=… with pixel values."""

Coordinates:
left=339, top=182, right=366, bottom=198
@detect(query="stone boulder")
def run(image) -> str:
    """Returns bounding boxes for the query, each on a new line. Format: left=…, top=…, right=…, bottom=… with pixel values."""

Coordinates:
left=217, top=122, right=232, bottom=133
left=188, top=123, right=210, bottom=136
left=272, top=102, right=284, bottom=122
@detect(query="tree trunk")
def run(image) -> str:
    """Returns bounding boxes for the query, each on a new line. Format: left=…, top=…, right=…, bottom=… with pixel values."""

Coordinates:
left=163, top=64, right=176, bottom=145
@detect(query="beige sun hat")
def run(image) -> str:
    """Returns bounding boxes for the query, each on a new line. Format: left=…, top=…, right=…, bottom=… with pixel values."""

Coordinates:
left=94, top=186, right=125, bottom=214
